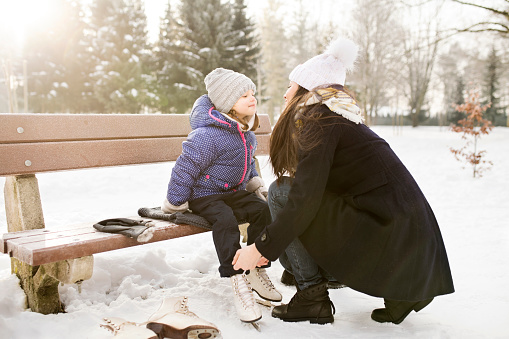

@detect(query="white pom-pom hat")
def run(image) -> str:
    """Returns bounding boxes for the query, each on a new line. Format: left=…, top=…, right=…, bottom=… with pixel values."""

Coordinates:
left=289, top=37, right=359, bottom=91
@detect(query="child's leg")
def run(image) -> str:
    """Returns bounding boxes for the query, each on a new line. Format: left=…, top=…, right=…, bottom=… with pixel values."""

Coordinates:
left=191, top=194, right=262, bottom=323
left=223, top=191, right=272, bottom=246
left=189, top=195, right=242, bottom=278
left=224, top=191, right=282, bottom=301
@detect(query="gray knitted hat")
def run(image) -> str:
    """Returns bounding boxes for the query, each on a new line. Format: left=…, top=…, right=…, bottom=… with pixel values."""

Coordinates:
left=204, top=68, right=256, bottom=113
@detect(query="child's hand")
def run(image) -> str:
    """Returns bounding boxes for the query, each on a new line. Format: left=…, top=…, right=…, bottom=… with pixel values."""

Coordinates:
left=246, top=176, right=268, bottom=201
left=161, top=198, right=189, bottom=213
left=254, top=187, right=268, bottom=201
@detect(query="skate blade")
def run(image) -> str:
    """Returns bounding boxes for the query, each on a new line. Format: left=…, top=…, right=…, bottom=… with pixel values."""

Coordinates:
left=256, top=299, right=277, bottom=308
left=187, top=328, right=220, bottom=339
left=250, top=322, right=261, bottom=332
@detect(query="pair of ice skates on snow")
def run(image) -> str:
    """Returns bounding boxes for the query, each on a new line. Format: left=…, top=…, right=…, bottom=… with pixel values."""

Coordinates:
left=101, top=267, right=281, bottom=338
left=101, top=296, right=219, bottom=339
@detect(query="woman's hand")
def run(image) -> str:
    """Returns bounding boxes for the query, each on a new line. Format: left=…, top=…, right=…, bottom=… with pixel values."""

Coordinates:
left=257, top=256, right=269, bottom=267
left=232, top=244, right=264, bottom=271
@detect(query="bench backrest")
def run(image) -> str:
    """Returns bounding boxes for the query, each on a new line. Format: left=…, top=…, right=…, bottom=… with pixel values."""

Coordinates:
left=0, top=113, right=271, bottom=176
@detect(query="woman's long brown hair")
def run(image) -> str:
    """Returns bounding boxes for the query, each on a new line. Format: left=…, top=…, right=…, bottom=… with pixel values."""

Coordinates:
left=269, top=85, right=324, bottom=178
left=270, top=84, right=354, bottom=178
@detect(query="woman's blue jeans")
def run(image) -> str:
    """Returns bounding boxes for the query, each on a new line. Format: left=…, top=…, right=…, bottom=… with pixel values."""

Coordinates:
left=268, top=176, right=334, bottom=290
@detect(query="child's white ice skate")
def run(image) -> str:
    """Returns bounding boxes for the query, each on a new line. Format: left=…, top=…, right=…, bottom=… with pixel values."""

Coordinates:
left=246, top=267, right=282, bottom=302
left=230, top=273, right=262, bottom=323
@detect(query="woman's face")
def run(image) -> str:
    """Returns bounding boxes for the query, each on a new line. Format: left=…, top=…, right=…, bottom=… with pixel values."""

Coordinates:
left=284, top=81, right=299, bottom=107
left=232, top=90, right=257, bottom=119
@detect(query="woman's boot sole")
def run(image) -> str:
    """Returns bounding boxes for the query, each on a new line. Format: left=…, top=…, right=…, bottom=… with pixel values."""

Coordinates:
left=277, top=316, right=334, bottom=325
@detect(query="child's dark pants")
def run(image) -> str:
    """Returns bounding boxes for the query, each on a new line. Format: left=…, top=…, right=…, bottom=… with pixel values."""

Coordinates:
left=189, top=190, right=272, bottom=277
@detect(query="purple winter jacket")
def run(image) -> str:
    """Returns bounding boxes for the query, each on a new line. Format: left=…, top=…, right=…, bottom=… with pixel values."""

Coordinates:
left=166, top=95, right=259, bottom=206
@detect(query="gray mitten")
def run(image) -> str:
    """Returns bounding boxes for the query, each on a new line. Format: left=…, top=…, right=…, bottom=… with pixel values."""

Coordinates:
left=93, top=218, right=155, bottom=243
left=162, top=198, right=189, bottom=213
left=246, top=176, right=268, bottom=201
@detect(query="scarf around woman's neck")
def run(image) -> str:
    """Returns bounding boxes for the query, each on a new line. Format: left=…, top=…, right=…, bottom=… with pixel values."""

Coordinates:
left=300, top=87, right=364, bottom=124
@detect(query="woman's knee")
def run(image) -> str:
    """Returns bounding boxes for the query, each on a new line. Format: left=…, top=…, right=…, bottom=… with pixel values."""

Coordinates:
left=268, top=176, right=293, bottom=197
left=268, top=176, right=292, bottom=207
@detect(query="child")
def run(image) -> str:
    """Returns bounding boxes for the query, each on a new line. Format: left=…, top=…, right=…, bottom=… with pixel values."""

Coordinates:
left=162, top=68, right=282, bottom=324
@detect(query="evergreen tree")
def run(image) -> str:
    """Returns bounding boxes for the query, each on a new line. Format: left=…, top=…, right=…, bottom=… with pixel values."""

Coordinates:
left=0, top=7, right=24, bottom=112
left=154, top=0, right=259, bottom=113
left=89, top=0, right=151, bottom=113
left=23, top=0, right=87, bottom=112
left=482, top=45, right=502, bottom=125
left=172, top=0, right=237, bottom=111
left=230, top=0, right=260, bottom=80
left=59, top=1, right=97, bottom=113
left=154, top=1, right=194, bottom=113
left=448, top=74, right=466, bottom=124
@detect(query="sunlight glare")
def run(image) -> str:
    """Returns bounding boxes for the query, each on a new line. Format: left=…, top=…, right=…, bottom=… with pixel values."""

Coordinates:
left=1, top=0, right=59, bottom=48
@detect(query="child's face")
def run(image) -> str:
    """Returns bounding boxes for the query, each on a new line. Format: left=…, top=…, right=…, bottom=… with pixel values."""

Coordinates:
left=232, top=90, right=257, bottom=120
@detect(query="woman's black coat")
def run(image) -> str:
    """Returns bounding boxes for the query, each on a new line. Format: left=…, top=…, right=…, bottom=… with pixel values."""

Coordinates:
left=255, top=107, right=454, bottom=301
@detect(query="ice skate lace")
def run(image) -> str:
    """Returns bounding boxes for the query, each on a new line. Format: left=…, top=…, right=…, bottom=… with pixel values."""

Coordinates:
left=176, top=296, right=198, bottom=318
left=234, top=274, right=256, bottom=310
left=256, top=268, right=276, bottom=291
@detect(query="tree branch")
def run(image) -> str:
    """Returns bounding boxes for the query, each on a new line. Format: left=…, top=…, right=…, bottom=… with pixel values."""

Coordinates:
left=451, top=0, right=509, bottom=18
left=456, top=21, right=509, bottom=34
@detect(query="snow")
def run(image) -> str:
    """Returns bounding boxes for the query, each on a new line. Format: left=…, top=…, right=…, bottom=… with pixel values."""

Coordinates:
left=0, top=126, right=508, bottom=339
left=129, top=54, right=140, bottom=63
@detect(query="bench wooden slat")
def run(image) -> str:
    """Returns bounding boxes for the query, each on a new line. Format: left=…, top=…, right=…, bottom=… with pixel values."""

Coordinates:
left=0, top=114, right=192, bottom=143
left=3, top=220, right=209, bottom=266
left=1, top=225, right=92, bottom=253
left=0, top=135, right=271, bottom=176
left=1, top=223, right=92, bottom=241
left=0, top=113, right=272, bottom=143
left=0, top=137, right=187, bottom=176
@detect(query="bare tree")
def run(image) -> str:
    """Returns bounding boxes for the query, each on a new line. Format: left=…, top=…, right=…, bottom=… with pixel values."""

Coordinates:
left=258, top=0, right=291, bottom=123
left=351, top=0, right=405, bottom=125
left=436, top=42, right=468, bottom=125
left=450, top=0, right=509, bottom=35
left=288, top=0, right=319, bottom=66
left=400, top=2, right=443, bottom=127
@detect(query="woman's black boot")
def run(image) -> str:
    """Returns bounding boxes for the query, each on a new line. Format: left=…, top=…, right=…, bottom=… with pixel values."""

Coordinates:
left=371, top=298, right=434, bottom=324
left=281, top=269, right=346, bottom=289
left=272, top=279, right=335, bottom=324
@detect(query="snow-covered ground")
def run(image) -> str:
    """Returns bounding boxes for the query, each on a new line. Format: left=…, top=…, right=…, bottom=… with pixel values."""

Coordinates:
left=0, top=126, right=508, bottom=339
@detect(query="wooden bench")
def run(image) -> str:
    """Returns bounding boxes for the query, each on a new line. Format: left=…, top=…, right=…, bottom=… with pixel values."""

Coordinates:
left=0, top=113, right=271, bottom=314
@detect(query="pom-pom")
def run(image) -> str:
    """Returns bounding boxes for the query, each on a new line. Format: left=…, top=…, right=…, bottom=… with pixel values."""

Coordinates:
left=325, top=38, right=359, bottom=71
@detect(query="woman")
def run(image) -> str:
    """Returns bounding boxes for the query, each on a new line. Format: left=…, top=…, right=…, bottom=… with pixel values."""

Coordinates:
left=233, top=38, right=454, bottom=325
